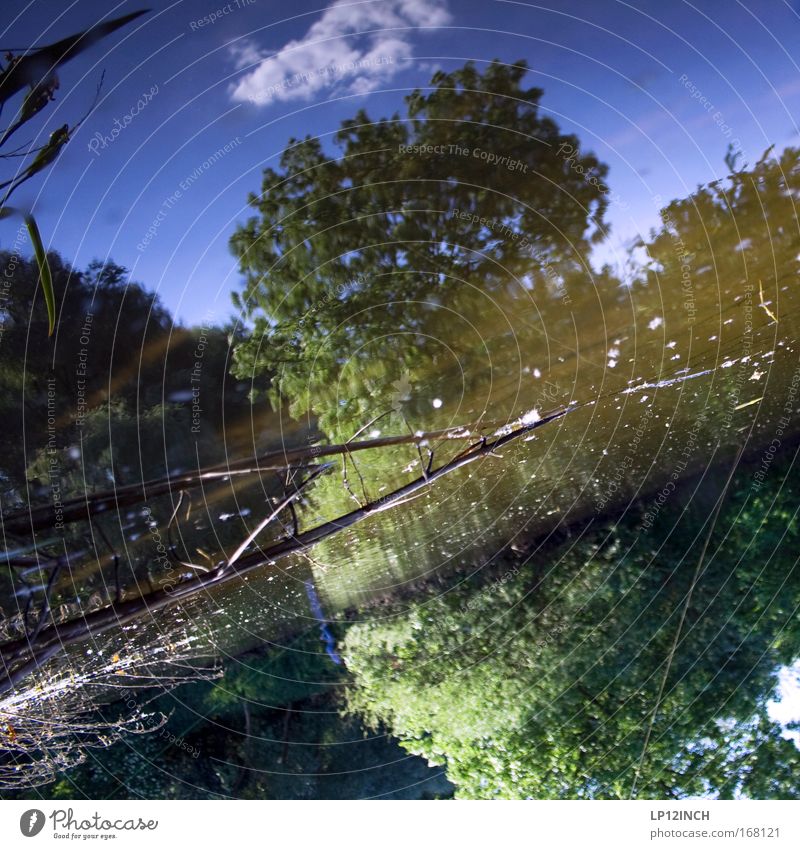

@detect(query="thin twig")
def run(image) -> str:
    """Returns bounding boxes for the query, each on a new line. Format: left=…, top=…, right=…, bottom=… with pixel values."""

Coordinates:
left=401, top=411, right=431, bottom=481
left=342, top=415, right=389, bottom=506
left=26, top=557, right=63, bottom=646
left=224, top=464, right=331, bottom=571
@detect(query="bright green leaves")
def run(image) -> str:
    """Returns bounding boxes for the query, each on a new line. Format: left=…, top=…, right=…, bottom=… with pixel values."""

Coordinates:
left=24, top=214, right=55, bottom=335
left=230, top=60, right=611, bottom=440
left=341, top=465, right=800, bottom=799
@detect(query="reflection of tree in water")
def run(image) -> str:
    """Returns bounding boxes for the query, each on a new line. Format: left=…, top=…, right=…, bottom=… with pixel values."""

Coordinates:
left=229, top=60, right=609, bottom=441
left=3, top=52, right=800, bottom=796
left=229, top=53, right=799, bottom=508
left=0, top=255, right=270, bottom=790
left=342, top=452, right=800, bottom=799
left=0, top=250, right=294, bottom=617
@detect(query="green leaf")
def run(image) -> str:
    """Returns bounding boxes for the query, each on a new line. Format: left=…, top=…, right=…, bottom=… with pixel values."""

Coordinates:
left=25, top=213, right=55, bottom=336
left=0, top=11, right=149, bottom=105
left=23, top=124, right=70, bottom=178
left=0, top=125, right=70, bottom=204
left=0, top=75, right=60, bottom=147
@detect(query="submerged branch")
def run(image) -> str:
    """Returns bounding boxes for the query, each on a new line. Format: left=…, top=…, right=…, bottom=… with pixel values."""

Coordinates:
left=2, top=420, right=506, bottom=534
left=2, top=463, right=314, bottom=535
left=0, top=406, right=573, bottom=694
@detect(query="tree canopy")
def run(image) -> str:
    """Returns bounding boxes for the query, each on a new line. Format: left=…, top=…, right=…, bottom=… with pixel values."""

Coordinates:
left=341, top=455, right=800, bottom=799
left=230, top=60, right=611, bottom=439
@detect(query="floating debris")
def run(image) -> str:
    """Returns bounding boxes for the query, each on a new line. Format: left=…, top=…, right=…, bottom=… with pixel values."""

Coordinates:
left=734, top=397, right=763, bottom=411
left=622, top=369, right=713, bottom=395
left=759, top=279, right=778, bottom=323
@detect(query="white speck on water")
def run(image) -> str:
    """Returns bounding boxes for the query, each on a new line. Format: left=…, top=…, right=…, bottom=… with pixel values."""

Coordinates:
left=369, top=429, right=381, bottom=437
left=608, top=347, right=620, bottom=358
left=432, top=398, right=443, bottom=408
left=666, top=341, right=677, bottom=349
left=533, top=368, right=541, bottom=378
left=608, top=359, right=617, bottom=368
left=648, top=317, right=663, bottom=330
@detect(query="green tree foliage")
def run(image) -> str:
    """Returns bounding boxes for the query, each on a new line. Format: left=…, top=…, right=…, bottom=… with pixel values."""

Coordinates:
left=230, top=60, right=610, bottom=439
left=0, top=253, right=279, bottom=615
left=0, top=253, right=174, bottom=493
left=0, top=252, right=269, bottom=499
left=32, top=628, right=452, bottom=800
left=26, top=401, right=212, bottom=495
left=341, top=458, right=800, bottom=799
left=635, top=146, right=798, bottom=330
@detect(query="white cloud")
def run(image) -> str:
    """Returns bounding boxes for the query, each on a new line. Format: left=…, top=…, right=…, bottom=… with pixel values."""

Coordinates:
left=229, top=0, right=451, bottom=106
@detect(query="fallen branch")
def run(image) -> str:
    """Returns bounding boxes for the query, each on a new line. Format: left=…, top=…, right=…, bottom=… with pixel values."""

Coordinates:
left=0, top=464, right=309, bottom=535
left=0, top=407, right=572, bottom=693
left=2, top=422, right=498, bottom=534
